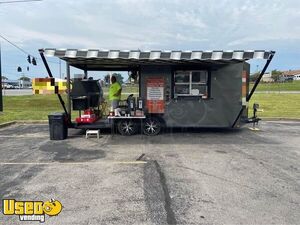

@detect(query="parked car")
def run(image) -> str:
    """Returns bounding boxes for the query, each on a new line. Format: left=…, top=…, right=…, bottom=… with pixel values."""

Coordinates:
left=5, top=84, right=14, bottom=89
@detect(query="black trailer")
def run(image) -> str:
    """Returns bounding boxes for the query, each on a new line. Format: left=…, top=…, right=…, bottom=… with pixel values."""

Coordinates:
left=40, top=49, right=275, bottom=136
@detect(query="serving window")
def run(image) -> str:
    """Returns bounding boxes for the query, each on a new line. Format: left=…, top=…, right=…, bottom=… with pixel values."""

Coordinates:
left=174, top=70, right=209, bottom=98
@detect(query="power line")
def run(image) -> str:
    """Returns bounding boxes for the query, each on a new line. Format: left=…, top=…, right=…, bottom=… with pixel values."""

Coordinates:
left=0, top=34, right=30, bottom=55
left=0, top=34, right=59, bottom=64
left=0, top=0, right=43, bottom=112
left=0, top=0, right=42, bottom=4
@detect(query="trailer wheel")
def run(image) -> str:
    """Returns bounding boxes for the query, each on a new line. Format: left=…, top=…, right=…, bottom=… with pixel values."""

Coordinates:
left=143, top=117, right=161, bottom=136
left=117, top=119, right=137, bottom=136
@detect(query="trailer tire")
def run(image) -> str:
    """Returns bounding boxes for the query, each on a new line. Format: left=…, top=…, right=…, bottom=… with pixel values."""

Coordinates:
left=117, top=119, right=137, bottom=136
left=143, top=117, right=161, bottom=136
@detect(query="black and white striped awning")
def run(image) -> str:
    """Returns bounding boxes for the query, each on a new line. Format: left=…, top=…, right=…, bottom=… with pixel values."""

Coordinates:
left=42, top=49, right=275, bottom=70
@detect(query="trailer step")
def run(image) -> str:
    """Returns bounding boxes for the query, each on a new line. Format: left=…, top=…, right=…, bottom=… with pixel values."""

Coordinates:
left=86, top=129, right=101, bottom=139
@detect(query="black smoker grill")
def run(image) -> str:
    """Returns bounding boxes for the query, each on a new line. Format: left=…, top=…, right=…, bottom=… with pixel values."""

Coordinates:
left=70, top=79, right=103, bottom=110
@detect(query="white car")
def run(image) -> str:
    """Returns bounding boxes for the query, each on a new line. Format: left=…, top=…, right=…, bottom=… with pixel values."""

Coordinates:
left=4, top=84, right=14, bottom=89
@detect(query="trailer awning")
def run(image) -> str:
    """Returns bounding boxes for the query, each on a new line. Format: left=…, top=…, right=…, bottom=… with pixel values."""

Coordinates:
left=41, top=49, right=275, bottom=71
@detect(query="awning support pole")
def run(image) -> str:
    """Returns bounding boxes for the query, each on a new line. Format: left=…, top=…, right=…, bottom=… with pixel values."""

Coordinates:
left=38, top=49, right=70, bottom=123
left=66, top=62, right=71, bottom=121
left=232, top=51, right=275, bottom=128
left=247, top=51, right=275, bottom=101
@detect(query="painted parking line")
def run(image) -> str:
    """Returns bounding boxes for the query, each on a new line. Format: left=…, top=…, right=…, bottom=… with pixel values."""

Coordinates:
left=115, top=161, right=147, bottom=164
left=0, top=135, right=49, bottom=138
left=248, top=127, right=261, bottom=131
left=0, top=161, right=147, bottom=165
left=0, top=135, right=85, bottom=138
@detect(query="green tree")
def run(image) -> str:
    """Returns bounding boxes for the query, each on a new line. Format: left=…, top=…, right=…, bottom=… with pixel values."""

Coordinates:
left=105, top=73, right=124, bottom=85
left=19, top=76, right=31, bottom=82
left=271, top=70, right=282, bottom=82
left=112, top=73, right=124, bottom=84
left=1, top=76, right=8, bottom=80
left=250, top=72, right=260, bottom=82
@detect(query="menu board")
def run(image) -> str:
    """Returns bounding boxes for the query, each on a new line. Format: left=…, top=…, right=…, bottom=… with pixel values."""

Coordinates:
left=146, top=78, right=165, bottom=113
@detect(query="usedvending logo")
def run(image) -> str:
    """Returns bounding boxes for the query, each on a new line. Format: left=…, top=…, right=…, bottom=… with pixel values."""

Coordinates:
left=2, top=199, right=62, bottom=223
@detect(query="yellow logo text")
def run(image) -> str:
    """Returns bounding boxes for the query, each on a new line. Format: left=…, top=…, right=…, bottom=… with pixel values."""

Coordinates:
left=2, top=199, right=62, bottom=223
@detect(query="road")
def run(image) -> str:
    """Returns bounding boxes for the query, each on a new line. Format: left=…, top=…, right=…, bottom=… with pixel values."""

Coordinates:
left=2, top=89, right=33, bottom=96
left=255, top=91, right=300, bottom=94
left=0, top=121, right=299, bottom=224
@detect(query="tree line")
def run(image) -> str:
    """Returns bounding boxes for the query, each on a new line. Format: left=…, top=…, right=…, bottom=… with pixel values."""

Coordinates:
left=250, top=70, right=283, bottom=82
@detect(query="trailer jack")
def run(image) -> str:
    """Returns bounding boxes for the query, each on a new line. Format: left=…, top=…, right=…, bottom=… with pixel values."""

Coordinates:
left=247, top=103, right=261, bottom=131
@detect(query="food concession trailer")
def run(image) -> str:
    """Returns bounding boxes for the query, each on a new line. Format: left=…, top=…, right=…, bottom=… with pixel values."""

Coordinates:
left=39, top=49, right=275, bottom=137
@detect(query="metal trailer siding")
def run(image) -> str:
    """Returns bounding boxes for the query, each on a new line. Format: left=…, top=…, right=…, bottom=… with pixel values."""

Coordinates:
left=140, top=63, right=247, bottom=128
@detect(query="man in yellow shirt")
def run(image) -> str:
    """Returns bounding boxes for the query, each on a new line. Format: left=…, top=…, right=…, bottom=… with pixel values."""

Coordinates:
left=109, top=75, right=122, bottom=109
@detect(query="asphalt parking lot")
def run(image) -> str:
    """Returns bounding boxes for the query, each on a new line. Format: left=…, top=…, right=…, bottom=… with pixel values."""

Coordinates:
left=0, top=121, right=299, bottom=225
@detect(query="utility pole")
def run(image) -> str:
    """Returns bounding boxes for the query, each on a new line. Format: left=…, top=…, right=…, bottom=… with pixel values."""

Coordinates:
left=59, top=59, right=61, bottom=79
left=0, top=0, right=43, bottom=112
left=0, top=42, right=3, bottom=112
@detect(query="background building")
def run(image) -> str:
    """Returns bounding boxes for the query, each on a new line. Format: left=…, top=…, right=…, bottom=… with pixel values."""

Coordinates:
left=2, top=79, right=31, bottom=88
left=261, top=72, right=274, bottom=82
left=281, top=70, right=300, bottom=81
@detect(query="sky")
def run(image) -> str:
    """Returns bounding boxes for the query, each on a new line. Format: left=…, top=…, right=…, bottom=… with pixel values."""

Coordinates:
left=1, top=0, right=300, bottom=80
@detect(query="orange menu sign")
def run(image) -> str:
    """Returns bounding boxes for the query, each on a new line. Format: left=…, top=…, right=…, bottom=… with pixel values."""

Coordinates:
left=146, top=77, right=165, bottom=113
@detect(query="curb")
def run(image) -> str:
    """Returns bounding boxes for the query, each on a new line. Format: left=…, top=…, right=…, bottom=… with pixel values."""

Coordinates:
left=261, top=117, right=300, bottom=122
left=0, top=121, right=16, bottom=128
left=16, top=120, right=48, bottom=124
left=0, top=120, right=48, bottom=129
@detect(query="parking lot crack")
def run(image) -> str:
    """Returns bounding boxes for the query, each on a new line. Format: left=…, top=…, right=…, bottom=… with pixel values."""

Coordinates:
left=153, top=160, right=177, bottom=225
left=143, top=160, right=177, bottom=225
